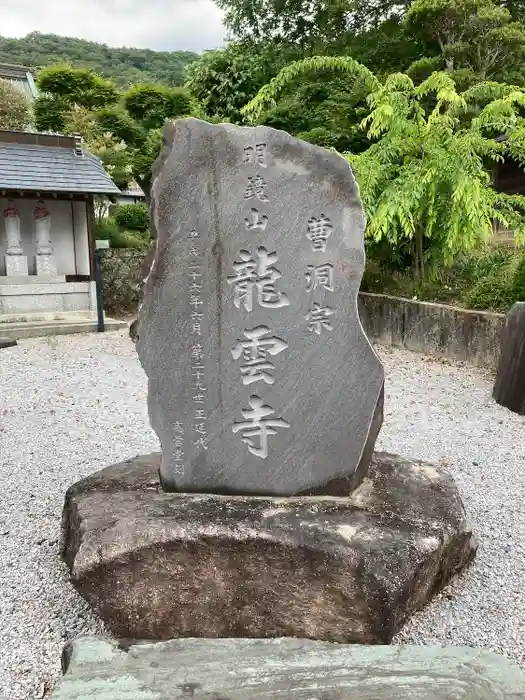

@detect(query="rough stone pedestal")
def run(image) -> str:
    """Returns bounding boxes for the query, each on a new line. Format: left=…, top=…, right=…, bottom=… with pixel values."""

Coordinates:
left=49, top=637, right=525, bottom=700
left=493, top=302, right=525, bottom=415
left=61, top=452, right=476, bottom=642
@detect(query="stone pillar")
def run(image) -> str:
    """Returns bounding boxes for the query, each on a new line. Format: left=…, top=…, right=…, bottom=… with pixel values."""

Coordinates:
left=3, top=200, right=28, bottom=276
left=493, top=302, right=525, bottom=415
left=34, top=200, right=57, bottom=276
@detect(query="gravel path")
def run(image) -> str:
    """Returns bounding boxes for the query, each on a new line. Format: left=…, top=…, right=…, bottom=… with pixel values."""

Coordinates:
left=0, top=331, right=524, bottom=699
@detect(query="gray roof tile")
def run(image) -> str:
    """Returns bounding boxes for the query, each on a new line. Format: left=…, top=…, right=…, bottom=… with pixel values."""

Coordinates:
left=0, top=143, right=121, bottom=194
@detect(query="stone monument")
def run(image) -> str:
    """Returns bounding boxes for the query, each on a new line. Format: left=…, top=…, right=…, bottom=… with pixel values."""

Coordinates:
left=137, top=118, right=384, bottom=495
left=61, top=119, right=476, bottom=643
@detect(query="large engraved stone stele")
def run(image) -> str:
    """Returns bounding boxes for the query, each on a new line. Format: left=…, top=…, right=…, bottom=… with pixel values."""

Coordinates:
left=137, top=118, right=384, bottom=495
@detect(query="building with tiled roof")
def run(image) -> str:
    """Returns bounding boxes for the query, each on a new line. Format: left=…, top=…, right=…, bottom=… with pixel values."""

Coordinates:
left=0, top=129, right=122, bottom=335
left=0, top=62, right=38, bottom=101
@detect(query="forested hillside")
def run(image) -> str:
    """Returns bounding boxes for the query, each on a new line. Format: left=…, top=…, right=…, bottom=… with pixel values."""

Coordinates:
left=0, top=32, right=198, bottom=87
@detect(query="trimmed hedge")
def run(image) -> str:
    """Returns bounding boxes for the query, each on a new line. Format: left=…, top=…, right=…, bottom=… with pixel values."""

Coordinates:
left=100, top=248, right=148, bottom=316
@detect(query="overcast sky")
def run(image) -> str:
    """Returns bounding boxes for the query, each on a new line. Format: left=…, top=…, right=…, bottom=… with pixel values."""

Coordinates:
left=2, top=0, right=225, bottom=53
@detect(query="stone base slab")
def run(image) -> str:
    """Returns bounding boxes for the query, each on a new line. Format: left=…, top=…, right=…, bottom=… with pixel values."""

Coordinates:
left=50, top=637, right=525, bottom=700
left=5, top=254, right=28, bottom=276
left=0, top=281, right=93, bottom=315
left=61, top=452, right=477, bottom=643
left=0, top=275, right=66, bottom=285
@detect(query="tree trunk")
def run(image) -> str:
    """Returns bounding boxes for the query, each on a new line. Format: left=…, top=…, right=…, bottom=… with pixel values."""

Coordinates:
left=414, top=228, right=425, bottom=280
left=493, top=302, right=525, bottom=415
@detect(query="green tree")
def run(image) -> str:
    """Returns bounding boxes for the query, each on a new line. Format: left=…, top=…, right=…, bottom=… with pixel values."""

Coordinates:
left=34, top=64, right=119, bottom=133
left=243, top=56, right=380, bottom=121
left=37, top=63, right=119, bottom=108
left=0, top=79, right=32, bottom=130
left=62, top=105, right=133, bottom=189
left=215, top=0, right=412, bottom=45
left=501, top=0, right=525, bottom=20
left=124, top=83, right=194, bottom=129
left=215, top=0, right=354, bottom=44
left=185, top=41, right=296, bottom=122
left=115, top=203, right=149, bottom=232
left=244, top=56, right=525, bottom=276
left=34, top=64, right=195, bottom=198
left=405, top=0, right=525, bottom=80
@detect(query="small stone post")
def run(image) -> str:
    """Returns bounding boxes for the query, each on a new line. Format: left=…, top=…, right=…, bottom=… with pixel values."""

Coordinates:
left=493, top=302, right=525, bottom=415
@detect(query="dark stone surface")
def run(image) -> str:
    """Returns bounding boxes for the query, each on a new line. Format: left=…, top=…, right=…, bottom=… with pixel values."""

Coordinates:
left=493, top=302, right=525, bottom=414
left=136, top=117, right=384, bottom=496
left=49, top=637, right=525, bottom=700
left=0, top=336, right=17, bottom=348
left=61, top=451, right=476, bottom=643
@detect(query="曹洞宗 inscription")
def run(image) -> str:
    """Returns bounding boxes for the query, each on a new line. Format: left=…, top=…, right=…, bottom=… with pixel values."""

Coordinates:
left=137, top=118, right=384, bottom=496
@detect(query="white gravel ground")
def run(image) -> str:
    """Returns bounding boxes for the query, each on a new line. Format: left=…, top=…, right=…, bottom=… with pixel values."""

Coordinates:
left=0, top=330, right=524, bottom=699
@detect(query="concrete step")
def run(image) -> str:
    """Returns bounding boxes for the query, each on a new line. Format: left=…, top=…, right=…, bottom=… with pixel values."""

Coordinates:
left=0, top=316, right=128, bottom=340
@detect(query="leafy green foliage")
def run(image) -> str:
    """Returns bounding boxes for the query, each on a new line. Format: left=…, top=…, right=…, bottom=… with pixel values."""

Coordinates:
left=94, top=216, right=120, bottom=241
left=464, top=248, right=519, bottom=308
left=348, top=70, right=525, bottom=274
left=346, top=18, right=438, bottom=77
left=0, top=79, right=31, bottom=130
left=124, top=83, right=193, bottom=129
left=33, top=94, right=69, bottom=132
left=109, top=230, right=150, bottom=249
left=127, top=128, right=164, bottom=198
left=215, top=0, right=355, bottom=44
left=501, top=0, right=525, bottom=21
left=245, top=57, right=525, bottom=276
left=94, top=214, right=150, bottom=249
left=95, top=107, right=144, bottom=147
left=0, top=32, right=197, bottom=88
left=115, top=203, right=149, bottom=232
left=242, top=55, right=380, bottom=122
left=32, top=63, right=196, bottom=196
left=405, top=0, right=525, bottom=80
left=262, top=72, right=372, bottom=152
left=34, top=64, right=120, bottom=132
left=509, top=249, right=525, bottom=299
left=363, top=245, right=524, bottom=311
left=37, top=63, right=119, bottom=107
left=185, top=41, right=295, bottom=122
left=62, top=105, right=133, bottom=190
left=215, top=0, right=413, bottom=46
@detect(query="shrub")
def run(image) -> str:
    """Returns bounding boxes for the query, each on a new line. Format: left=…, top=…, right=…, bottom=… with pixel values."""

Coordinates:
left=94, top=216, right=119, bottom=241
left=0, top=79, right=31, bottom=130
left=110, top=230, right=150, bottom=249
left=115, top=203, right=149, bottom=232
left=463, top=248, right=518, bottom=312
left=509, top=251, right=525, bottom=303
left=99, top=249, right=149, bottom=315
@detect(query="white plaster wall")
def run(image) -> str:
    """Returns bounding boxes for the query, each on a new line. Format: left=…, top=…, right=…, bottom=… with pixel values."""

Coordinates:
left=0, top=198, right=85, bottom=276
left=73, top=201, right=91, bottom=276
